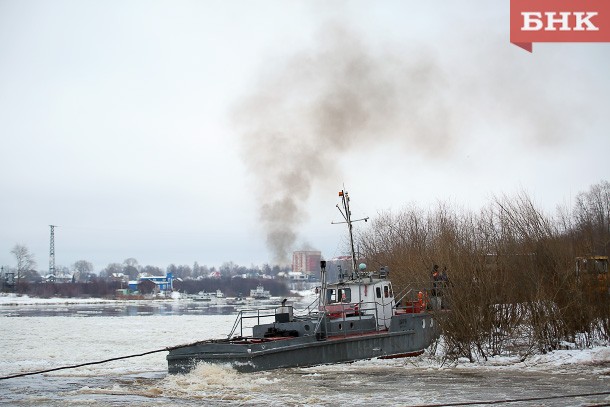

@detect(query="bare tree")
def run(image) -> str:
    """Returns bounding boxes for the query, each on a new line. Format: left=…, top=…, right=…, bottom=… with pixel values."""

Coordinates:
left=122, top=258, right=140, bottom=280
left=72, top=260, right=94, bottom=282
left=123, top=257, right=139, bottom=268
left=100, top=262, right=123, bottom=279
left=10, top=244, right=36, bottom=286
left=573, top=180, right=610, bottom=255
left=142, top=265, right=164, bottom=276
left=356, top=184, right=609, bottom=363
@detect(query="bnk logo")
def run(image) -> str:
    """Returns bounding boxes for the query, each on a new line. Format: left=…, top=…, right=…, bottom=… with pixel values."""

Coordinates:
left=510, top=0, right=610, bottom=52
left=522, top=12, right=599, bottom=31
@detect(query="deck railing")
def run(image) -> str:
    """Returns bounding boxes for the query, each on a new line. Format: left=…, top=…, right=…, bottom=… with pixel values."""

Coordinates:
left=228, top=306, right=284, bottom=338
left=227, top=287, right=435, bottom=340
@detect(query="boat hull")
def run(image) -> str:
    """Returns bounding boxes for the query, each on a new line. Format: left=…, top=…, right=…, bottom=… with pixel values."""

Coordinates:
left=167, top=312, right=436, bottom=373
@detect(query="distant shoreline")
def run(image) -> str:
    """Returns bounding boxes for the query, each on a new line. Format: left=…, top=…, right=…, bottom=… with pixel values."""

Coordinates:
left=0, top=292, right=311, bottom=307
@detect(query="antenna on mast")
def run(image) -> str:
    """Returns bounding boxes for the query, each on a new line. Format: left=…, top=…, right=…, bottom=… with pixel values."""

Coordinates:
left=332, top=189, right=368, bottom=278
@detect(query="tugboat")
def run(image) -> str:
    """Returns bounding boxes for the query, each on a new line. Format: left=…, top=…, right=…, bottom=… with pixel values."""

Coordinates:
left=167, top=189, right=438, bottom=373
left=190, top=289, right=226, bottom=305
left=249, top=284, right=271, bottom=300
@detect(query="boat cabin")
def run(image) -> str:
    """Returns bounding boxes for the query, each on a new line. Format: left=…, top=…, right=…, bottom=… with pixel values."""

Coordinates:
left=322, top=266, right=395, bottom=329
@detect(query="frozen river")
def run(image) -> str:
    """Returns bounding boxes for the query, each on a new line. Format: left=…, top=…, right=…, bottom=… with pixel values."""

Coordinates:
left=1, top=300, right=608, bottom=406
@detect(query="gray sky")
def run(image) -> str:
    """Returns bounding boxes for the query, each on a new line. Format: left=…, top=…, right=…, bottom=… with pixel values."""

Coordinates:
left=1, top=1, right=608, bottom=273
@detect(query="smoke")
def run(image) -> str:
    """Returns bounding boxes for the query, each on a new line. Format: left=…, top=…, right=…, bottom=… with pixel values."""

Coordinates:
left=234, top=24, right=456, bottom=264
left=234, top=22, right=585, bottom=264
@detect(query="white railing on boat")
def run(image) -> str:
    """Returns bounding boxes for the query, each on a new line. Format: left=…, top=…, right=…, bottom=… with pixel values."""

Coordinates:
left=227, top=287, right=432, bottom=340
left=228, top=306, right=286, bottom=338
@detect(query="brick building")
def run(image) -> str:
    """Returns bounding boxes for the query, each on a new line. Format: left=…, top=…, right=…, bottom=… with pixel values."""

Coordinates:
left=292, top=251, right=322, bottom=277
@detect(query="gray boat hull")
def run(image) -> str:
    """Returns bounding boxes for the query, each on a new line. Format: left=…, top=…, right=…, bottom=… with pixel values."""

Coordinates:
left=167, top=312, right=437, bottom=373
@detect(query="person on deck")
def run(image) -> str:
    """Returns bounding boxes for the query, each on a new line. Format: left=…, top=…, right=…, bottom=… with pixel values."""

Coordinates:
left=431, top=264, right=441, bottom=310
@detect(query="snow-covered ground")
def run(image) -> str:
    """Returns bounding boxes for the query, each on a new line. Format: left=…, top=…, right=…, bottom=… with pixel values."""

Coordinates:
left=0, top=290, right=312, bottom=306
left=434, top=343, right=610, bottom=375
left=0, top=292, right=186, bottom=306
left=0, top=293, right=118, bottom=306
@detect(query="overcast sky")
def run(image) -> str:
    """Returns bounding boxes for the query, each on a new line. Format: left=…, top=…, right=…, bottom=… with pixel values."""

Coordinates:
left=1, top=1, right=608, bottom=273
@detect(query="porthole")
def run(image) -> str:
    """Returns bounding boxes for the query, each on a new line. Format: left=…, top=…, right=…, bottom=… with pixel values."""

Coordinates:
left=304, top=324, right=310, bottom=331
left=338, top=323, right=343, bottom=330
left=422, top=319, right=426, bottom=329
left=350, top=322, right=354, bottom=329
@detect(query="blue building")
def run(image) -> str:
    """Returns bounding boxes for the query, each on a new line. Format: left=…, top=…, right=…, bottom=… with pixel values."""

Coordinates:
left=128, top=272, right=174, bottom=293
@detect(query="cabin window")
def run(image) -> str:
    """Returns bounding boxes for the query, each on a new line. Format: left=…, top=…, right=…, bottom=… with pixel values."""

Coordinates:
left=327, top=289, right=337, bottom=303
left=384, top=285, right=389, bottom=298
left=327, top=288, right=352, bottom=303
left=338, top=288, right=351, bottom=303
left=376, top=287, right=382, bottom=298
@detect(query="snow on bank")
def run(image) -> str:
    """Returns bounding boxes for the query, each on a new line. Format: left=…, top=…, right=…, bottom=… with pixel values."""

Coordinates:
left=520, top=345, right=610, bottom=372
left=412, top=342, right=610, bottom=376
left=0, top=291, right=186, bottom=306
left=0, top=293, right=120, bottom=306
left=1, top=290, right=313, bottom=306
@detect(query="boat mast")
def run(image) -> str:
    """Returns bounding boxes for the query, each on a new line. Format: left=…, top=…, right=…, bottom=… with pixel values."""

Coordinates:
left=333, top=189, right=368, bottom=279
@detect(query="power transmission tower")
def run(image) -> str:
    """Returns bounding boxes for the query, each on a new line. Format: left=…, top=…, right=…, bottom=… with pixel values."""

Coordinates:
left=49, top=225, right=57, bottom=276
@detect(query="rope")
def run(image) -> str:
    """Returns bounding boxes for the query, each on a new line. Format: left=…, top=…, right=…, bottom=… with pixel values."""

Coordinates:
left=0, top=347, right=170, bottom=381
left=408, top=391, right=610, bottom=406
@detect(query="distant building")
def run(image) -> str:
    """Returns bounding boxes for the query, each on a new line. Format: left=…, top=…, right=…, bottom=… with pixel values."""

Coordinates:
left=1, top=267, right=15, bottom=291
left=278, top=271, right=316, bottom=290
left=287, top=271, right=310, bottom=281
left=43, top=274, right=72, bottom=284
left=128, top=272, right=174, bottom=294
left=292, top=251, right=322, bottom=278
left=110, top=273, right=128, bottom=283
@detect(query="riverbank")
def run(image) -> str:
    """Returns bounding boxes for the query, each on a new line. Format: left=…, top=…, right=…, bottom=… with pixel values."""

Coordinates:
left=0, top=292, right=180, bottom=306
left=0, top=291, right=311, bottom=305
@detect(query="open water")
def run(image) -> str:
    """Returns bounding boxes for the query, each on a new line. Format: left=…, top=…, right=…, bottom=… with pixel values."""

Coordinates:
left=1, top=300, right=608, bottom=406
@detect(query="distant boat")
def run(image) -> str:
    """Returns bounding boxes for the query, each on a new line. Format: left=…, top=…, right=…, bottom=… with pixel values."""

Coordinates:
left=191, top=292, right=213, bottom=302
left=191, top=290, right=226, bottom=304
left=167, top=189, right=438, bottom=373
left=226, top=293, right=246, bottom=305
left=249, top=285, right=270, bottom=300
